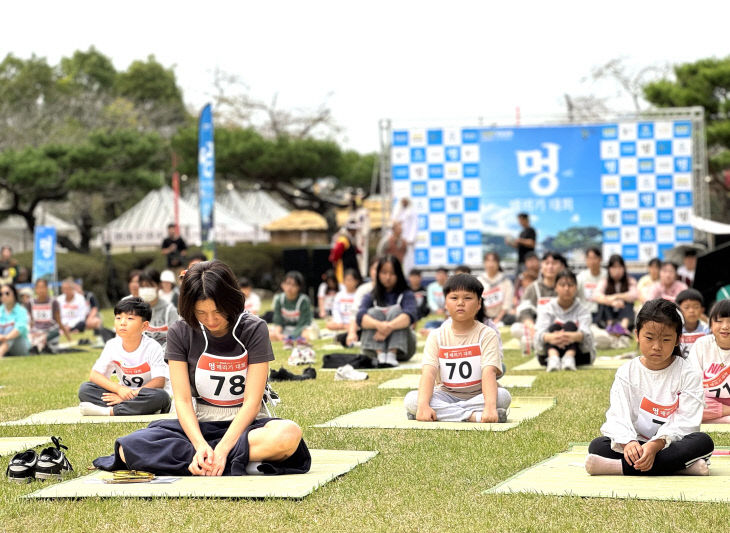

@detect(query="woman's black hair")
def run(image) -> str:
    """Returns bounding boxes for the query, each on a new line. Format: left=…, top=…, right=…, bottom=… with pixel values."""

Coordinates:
left=636, top=298, right=683, bottom=358
left=127, top=269, right=142, bottom=283
left=138, top=269, right=161, bottom=286
left=605, top=254, right=629, bottom=295
left=648, top=257, right=661, bottom=268
left=283, top=271, right=305, bottom=290
left=709, top=299, right=730, bottom=324
left=178, top=260, right=245, bottom=329
left=1, top=283, right=18, bottom=303
left=343, top=268, right=361, bottom=285
left=372, top=255, right=408, bottom=306
left=483, top=251, right=503, bottom=272
left=443, top=273, right=486, bottom=322
left=323, top=269, right=339, bottom=290
left=114, top=297, right=152, bottom=322
left=555, top=269, right=577, bottom=285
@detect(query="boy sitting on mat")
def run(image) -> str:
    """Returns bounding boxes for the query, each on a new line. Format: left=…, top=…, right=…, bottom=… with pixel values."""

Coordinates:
left=77, top=297, right=171, bottom=416
left=404, top=274, right=511, bottom=423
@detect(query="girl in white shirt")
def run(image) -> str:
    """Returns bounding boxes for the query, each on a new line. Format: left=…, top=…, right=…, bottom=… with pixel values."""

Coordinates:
left=585, top=298, right=714, bottom=476
left=689, top=299, right=730, bottom=422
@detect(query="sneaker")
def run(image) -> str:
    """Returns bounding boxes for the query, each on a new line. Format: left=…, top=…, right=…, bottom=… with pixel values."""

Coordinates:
left=6, top=449, right=38, bottom=483
left=613, top=324, right=631, bottom=337
left=497, top=408, right=509, bottom=423
left=546, top=356, right=561, bottom=372
left=334, top=364, right=369, bottom=381
left=288, top=347, right=305, bottom=366
left=562, top=355, right=577, bottom=371
left=79, top=402, right=111, bottom=416
left=376, top=352, right=387, bottom=366
left=283, top=337, right=295, bottom=350
left=35, top=436, right=73, bottom=480
left=299, top=346, right=316, bottom=365
left=381, top=352, right=399, bottom=368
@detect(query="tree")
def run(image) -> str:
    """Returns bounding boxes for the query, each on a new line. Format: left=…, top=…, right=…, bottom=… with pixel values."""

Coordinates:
left=563, top=58, right=668, bottom=122
left=0, top=130, right=166, bottom=251
left=0, top=49, right=188, bottom=248
left=643, top=56, right=730, bottom=222
left=542, top=226, right=602, bottom=255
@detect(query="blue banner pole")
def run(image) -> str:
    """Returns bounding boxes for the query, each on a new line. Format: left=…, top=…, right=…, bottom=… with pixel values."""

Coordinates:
left=198, top=103, right=216, bottom=260
left=32, top=226, right=57, bottom=287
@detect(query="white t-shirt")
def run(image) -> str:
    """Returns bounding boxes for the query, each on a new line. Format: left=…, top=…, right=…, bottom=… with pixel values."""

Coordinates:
left=600, top=356, right=703, bottom=452
left=92, top=335, right=170, bottom=394
left=332, top=289, right=357, bottom=325
left=244, top=291, right=262, bottom=315
left=422, top=318, right=502, bottom=400
left=577, top=268, right=606, bottom=314
left=318, top=282, right=340, bottom=315
left=56, top=292, right=89, bottom=328
left=689, top=334, right=730, bottom=399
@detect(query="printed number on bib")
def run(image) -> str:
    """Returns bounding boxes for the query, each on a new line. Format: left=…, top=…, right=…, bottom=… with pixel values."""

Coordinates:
left=33, top=306, right=53, bottom=322
left=635, top=396, right=678, bottom=441
left=537, top=297, right=552, bottom=309
left=439, top=344, right=481, bottom=388
left=194, top=352, right=248, bottom=406
left=583, top=282, right=597, bottom=301
left=113, top=361, right=151, bottom=389
left=483, top=286, right=504, bottom=307
left=703, top=365, right=730, bottom=398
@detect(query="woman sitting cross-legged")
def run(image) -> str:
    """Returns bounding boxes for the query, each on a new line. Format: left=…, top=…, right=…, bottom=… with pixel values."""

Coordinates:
left=347, top=255, right=417, bottom=368
left=93, top=260, right=311, bottom=476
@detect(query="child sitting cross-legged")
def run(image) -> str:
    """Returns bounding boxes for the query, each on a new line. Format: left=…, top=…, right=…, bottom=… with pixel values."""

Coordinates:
left=676, top=289, right=709, bottom=358
left=586, top=298, right=714, bottom=476
left=689, top=299, right=730, bottom=423
left=404, top=274, right=511, bottom=423
left=77, top=297, right=171, bottom=416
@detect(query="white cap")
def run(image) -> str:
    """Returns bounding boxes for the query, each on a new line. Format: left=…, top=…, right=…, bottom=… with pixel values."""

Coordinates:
left=160, top=270, right=176, bottom=284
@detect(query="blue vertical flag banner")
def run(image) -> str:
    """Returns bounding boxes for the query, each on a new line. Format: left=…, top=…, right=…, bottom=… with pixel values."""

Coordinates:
left=198, top=103, right=216, bottom=259
left=390, top=120, right=694, bottom=267
left=32, top=226, right=56, bottom=283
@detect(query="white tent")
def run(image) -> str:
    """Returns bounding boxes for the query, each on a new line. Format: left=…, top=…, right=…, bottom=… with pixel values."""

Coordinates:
left=100, top=187, right=267, bottom=248
left=219, top=189, right=290, bottom=226
left=0, top=205, right=79, bottom=252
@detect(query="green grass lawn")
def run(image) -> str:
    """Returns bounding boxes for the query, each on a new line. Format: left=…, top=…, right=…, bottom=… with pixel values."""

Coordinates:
left=1, top=309, right=728, bottom=532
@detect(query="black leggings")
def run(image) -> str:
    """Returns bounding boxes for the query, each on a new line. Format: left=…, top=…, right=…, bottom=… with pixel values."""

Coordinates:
left=544, top=321, right=579, bottom=355
left=588, top=433, right=714, bottom=476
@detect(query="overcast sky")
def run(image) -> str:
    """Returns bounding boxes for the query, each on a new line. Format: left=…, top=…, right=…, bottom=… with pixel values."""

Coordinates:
left=3, top=1, right=729, bottom=153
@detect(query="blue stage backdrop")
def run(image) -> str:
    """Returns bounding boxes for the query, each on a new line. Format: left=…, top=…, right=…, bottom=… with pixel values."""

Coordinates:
left=390, top=121, right=693, bottom=267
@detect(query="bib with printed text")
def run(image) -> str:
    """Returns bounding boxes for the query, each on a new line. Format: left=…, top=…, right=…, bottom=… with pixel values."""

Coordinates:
left=438, top=343, right=482, bottom=388
left=636, top=395, right=679, bottom=441
left=702, top=364, right=730, bottom=398
left=112, top=360, right=152, bottom=389
left=483, top=286, right=504, bottom=307
left=194, top=351, right=249, bottom=406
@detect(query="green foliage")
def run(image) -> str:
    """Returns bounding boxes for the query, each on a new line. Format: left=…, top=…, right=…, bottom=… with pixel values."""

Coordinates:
left=171, top=124, right=373, bottom=206
left=643, top=56, right=730, bottom=221
left=543, top=226, right=602, bottom=254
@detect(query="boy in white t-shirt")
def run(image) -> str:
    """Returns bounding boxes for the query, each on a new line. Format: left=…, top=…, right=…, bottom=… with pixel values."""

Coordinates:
left=239, top=277, right=261, bottom=316
left=77, top=298, right=171, bottom=416
left=677, top=289, right=710, bottom=358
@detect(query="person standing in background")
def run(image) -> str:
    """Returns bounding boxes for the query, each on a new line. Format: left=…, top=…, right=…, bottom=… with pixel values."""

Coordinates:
left=505, top=213, right=536, bottom=273
left=161, top=224, right=188, bottom=269
left=394, top=198, right=418, bottom=275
